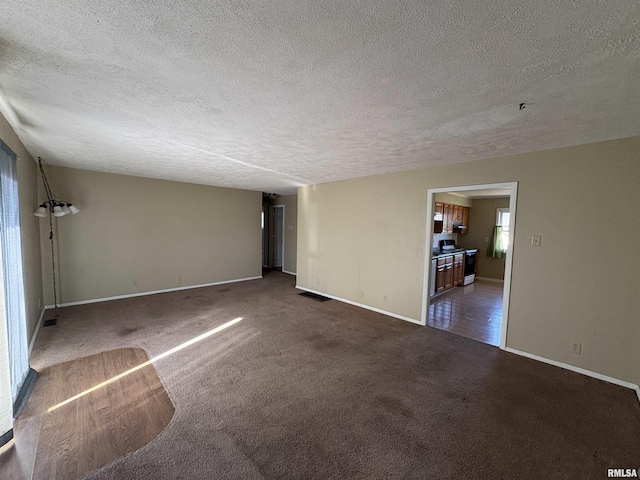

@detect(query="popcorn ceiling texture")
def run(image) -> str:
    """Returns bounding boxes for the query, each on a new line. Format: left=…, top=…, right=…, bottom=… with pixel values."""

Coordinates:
left=0, top=1, right=638, bottom=194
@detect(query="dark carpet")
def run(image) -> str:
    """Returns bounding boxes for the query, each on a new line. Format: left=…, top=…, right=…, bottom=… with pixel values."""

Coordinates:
left=26, top=271, right=640, bottom=479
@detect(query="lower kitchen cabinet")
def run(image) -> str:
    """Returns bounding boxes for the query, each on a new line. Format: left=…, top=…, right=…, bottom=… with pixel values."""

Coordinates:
left=436, top=264, right=446, bottom=293
left=436, top=255, right=454, bottom=293
left=434, top=253, right=464, bottom=296
left=453, top=253, right=464, bottom=286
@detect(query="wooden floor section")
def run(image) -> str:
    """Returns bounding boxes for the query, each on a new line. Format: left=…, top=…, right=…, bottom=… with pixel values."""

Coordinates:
left=428, top=280, right=503, bottom=346
left=0, top=348, right=174, bottom=480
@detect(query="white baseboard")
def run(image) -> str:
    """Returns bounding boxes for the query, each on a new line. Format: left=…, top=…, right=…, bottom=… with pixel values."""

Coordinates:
left=295, top=286, right=422, bottom=326
left=505, top=347, right=640, bottom=404
left=282, top=270, right=296, bottom=276
left=475, top=276, right=504, bottom=283
left=45, top=276, right=263, bottom=309
left=28, top=307, right=46, bottom=356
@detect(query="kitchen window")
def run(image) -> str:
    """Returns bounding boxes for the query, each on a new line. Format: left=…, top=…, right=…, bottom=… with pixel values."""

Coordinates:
left=496, top=208, right=510, bottom=251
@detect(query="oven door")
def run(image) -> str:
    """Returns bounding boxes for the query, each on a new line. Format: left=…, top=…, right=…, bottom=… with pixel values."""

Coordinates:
left=464, top=250, right=477, bottom=285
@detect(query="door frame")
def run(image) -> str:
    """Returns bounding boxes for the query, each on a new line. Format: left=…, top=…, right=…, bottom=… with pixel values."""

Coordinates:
left=262, top=206, right=268, bottom=267
left=421, top=182, right=518, bottom=350
left=270, top=204, right=286, bottom=271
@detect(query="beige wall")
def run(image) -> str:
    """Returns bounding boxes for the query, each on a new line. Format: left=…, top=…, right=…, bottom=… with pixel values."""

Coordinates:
left=0, top=112, right=43, bottom=436
left=298, top=136, right=640, bottom=388
left=41, top=166, right=262, bottom=305
left=459, top=197, right=510, bottom=280
left=276, top=195, right=297, bottom=274
left=434, top=192, right=472, bottom=207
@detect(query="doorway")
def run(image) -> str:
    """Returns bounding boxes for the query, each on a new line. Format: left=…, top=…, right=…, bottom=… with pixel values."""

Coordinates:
left=421, top=182, right=518, bottom=350
left=263, top=204, right=286, bottom=272
left=271, top=205, right=284, bottom=269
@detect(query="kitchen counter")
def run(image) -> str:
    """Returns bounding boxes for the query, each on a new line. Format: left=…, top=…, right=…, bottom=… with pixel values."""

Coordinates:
left=432, top=248, right=466, bottom=258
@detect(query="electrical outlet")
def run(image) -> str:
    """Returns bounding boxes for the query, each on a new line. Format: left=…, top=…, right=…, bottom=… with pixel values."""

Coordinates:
left=570, top=342, right=581, bottom=354
left=177, top=275, right=183, bottom=287
left=383, top=295, right=388, bottom=303
left=133, top=280, right=137, bottom=286
left=316, top=278, right=320, bottom=286
left=531, top=235, right=542, bottom=246
left=360, top=290, right=364, bottom=298
left=38, top=298, right=41, bottom=308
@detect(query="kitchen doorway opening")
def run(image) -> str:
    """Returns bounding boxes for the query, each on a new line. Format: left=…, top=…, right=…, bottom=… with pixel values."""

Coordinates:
left=264, top=204, right=286, bottom=273
left=421, top=182, right=518, bottom=350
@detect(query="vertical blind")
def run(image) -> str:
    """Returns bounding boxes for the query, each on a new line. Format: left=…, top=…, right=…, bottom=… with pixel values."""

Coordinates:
left=0, top=139, right=29, bottom=402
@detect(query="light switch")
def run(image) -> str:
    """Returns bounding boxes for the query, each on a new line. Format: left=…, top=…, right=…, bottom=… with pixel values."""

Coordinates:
left=531, top=235, right=541, bottom=246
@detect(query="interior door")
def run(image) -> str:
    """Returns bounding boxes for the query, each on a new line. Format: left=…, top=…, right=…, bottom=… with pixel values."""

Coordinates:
left=273, top=206, right=284, bottom=268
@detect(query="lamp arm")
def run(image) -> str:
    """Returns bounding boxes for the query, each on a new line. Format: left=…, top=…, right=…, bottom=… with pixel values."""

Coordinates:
left=37, top=157, right=60, bottom=316
left=38, top=157, right=54, bottom=201
left=37, top=158, right=75, bottom=212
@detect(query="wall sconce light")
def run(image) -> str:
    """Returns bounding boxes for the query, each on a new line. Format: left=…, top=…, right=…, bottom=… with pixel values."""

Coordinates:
left=33, top=157, right=79, bottom=320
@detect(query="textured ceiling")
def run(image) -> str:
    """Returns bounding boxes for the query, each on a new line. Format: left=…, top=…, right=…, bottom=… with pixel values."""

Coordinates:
left=0, top=1, right=638, bottom=194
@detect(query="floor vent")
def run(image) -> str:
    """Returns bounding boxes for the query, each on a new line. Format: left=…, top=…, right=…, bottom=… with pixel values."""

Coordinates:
left=298, top=292, right=331, bottom=302
left=43, top=318, right=57, bottom=327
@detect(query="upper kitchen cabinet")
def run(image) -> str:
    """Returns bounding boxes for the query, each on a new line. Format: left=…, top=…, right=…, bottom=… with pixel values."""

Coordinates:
left=443, top=204, right=454, bottom=233
left=456, top=207, right=470, bottom=234
left=434, top=202, right=444, bottom=221
left=434, top=202, right=470, bottom=235
left=453, top=205, right=463, bottom=223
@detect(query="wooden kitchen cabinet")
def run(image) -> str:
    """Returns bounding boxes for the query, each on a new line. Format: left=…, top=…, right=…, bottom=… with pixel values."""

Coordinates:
left=443, top=204, right=454, bottom=234
left=434, top=202, right=443, bottom=220
left=432, top=253, right=465, bottom=297
left=433, top=202, right=444, bottom=233
left=444, top=265, right=453, bottom=288
left=435, top=256, right=453, bottom=293
left=453, top=205, right=463, bottom=223
left=434, top=202, right=470, bottom=235
left=453, top=253, right=464, bottom=286
left=459, top=207, right=470, bottom=234
left=436, top=265, right=446, bottom=293
left=443, top=255, right=454, bottom=289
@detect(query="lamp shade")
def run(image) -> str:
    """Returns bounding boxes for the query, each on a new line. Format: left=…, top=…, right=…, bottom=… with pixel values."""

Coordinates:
left=68, top=204, right=80, bottom=214
left=34, top=205, right=47, bottom=217
left=62, top=204, right=71, bottom=214
left=52, top=205, right=65, bottom=217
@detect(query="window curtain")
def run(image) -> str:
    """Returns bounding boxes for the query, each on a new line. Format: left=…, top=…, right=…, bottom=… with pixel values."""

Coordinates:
left=0, top=139, right=29, bottom=402
left=486, top=225, right=505, bottom=259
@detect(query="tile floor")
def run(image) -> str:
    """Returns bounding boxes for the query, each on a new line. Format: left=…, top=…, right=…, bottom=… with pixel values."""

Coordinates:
left=427, top=280, right=503, bottom=346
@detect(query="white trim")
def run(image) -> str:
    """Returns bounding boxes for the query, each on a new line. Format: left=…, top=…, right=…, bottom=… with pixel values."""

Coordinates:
left=423, top=182, right=518, bottom=350
left=262, top=205, right=268, bottom=268
left=45, top=276, right=263, bottom=309
left=475, top=276, right=505, bottom=283
left=28, top=307, right=46, bottom=356
left=282, top=270, right=296, bottom=276
left=496, top=207, right=509, bottom=225
left=501, top=184, right=518, bottom=350
left=296, top=286, right=422, bottom=325
left=505, top=347, right=640, bottom=404
left=420, top=189, right=433, bottom=327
